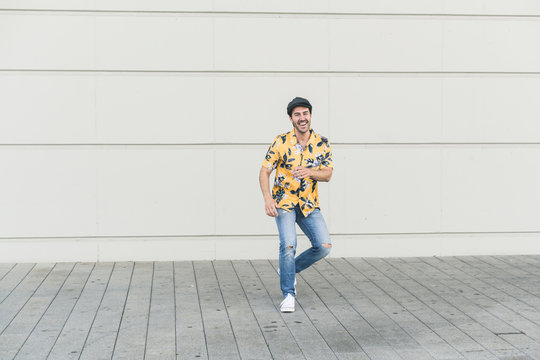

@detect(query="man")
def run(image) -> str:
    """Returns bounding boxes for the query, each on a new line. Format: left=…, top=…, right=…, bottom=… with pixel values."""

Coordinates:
left=259, top=97, right=333, bottom=313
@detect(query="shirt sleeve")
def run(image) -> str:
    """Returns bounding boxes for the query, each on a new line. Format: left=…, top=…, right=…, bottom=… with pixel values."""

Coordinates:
left=320, top=141, right=333, bottom=169
left=262, top=138, right=280, bottom=170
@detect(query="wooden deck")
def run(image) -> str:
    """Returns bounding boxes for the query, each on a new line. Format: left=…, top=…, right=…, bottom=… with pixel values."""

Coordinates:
left=1, top=256, right=540, bottom=359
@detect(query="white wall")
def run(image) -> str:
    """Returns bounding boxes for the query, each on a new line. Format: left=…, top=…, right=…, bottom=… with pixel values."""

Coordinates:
left=1, top=1, right=540, bottom=262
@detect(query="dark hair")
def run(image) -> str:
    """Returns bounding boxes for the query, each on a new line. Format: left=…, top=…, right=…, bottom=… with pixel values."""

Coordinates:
left=287, top=97, right=312, bottom=117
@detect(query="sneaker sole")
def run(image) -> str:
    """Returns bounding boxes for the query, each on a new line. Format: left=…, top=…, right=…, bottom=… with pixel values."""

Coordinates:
left=280, top=307, right=295, bottom=313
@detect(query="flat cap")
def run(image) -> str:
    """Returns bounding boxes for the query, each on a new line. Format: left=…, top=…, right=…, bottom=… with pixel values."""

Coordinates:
left=287, top=97, right=312, bottom=116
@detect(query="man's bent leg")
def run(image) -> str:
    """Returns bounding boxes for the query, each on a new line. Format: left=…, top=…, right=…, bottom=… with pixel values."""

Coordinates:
left=275, top=208, right=297, bottom=297
left=295, top=208, right=331, bottom=273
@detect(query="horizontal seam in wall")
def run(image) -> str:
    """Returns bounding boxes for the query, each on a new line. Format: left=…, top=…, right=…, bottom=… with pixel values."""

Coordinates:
left=1, top=9, right=540, bottom=19
left=3, top=70, right=540, bottom=76
left=1, top=231, right=540, bottom=241
left=1, top=143, right=540, bottom=147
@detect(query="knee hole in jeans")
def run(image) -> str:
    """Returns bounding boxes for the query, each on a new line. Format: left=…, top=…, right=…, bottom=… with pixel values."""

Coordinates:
left=322, top=243, right=331, bottom=248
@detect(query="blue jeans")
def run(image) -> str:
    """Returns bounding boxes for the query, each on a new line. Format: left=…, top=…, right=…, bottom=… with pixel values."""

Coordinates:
left=275, top=205, right=332, bottom=297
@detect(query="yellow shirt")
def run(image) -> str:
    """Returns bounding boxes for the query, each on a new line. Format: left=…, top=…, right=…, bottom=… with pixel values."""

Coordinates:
left=262, top=128, right=333, bottom=216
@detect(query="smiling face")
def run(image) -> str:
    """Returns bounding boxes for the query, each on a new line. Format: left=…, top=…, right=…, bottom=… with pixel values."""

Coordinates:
left=289, top=106, right=312, bottom=135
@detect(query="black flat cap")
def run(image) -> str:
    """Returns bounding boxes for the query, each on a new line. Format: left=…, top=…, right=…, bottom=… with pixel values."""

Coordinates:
left=287, top=97, right=312, bottom=116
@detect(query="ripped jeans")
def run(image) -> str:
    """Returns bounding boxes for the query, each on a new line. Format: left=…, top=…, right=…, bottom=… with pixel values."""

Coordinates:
left=275, top=205, right=331, bottom=298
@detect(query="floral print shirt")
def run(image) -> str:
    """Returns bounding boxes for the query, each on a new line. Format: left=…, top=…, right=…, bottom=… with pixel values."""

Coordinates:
left=262, top=128, right=333, bottom=216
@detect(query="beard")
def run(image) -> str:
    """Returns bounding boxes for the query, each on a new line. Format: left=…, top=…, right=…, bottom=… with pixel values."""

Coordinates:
left=293, top=120, right=310, bottom=133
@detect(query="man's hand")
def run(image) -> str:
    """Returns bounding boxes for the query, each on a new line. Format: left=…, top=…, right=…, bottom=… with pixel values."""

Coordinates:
left=260, top=166, right=279, bottom=217
left=294, top=166, right=333, bottom=182
left=265, top=197, right=278, bottom=217
left=292, top=166, right=312, bottom=179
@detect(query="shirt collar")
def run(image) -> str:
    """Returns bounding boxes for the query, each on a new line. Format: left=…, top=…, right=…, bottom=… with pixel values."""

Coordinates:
left=291, top=128, right=315, bottom=147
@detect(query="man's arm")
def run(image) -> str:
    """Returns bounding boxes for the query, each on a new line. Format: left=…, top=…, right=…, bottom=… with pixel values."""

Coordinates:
left=292, top=167, right=333, bottom=182
left=259, top=166, right=278, bottom=217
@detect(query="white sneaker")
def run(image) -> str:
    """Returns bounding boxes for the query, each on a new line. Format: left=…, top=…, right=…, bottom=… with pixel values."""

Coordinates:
left=280, top=294, right=295, bottom=313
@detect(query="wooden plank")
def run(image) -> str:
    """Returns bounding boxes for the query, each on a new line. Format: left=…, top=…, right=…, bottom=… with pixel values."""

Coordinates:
left=500, top=256, right=540, bottom=292
left=301, top=262, right=401, bottom=360
left=327, top=257, right=462, bottom=360
left=484, top=257, right=540, bottom=309
left=112, top=261, right=153, bottom=360
left=424, top=256, right=540, bottom=359
left=193, top=260, right=240, bottom=360
left=174, top=261, right=208, bottom=360
left=79, top=262, right=133, bottom=360
left=212, top=260, right=272, bottom=360
left=292, top=260, right=399, bottom=360
left=446, top=257, right=491, bottom=280
left=414, top=263, right=534, bottom=357
left=0, top=263, right=54, bottom=333
left=484, top=256, right=540, bottom=291
left=361, top=262, right=468, bottom=359
left=383, top=257, right=516, bottom=341
left=256, top=259, right=338, bottom=360
left=232, top=260, right=304, bottom=360
left=0, top=263, right=16, bottom=282
left=274, top=259, right=369, bottom=360
left=441, top=256, right=540, bottom=322
left=290, top=263, right=376, bottom=359
left=312, top=259, right=434, bottom=360
left=453, top=257, right=540, bottom=299
left=406, top=259, right=519, bottom=333
left=0, top=256, right=537, bottom=360
left=498, top=333, right=540, bottom=360
left=348, top=258, right=497, bottom=360
left=426, top=257, right=540, bottom=326
left=145, top=262, right=176, bottom=359
left=0, top=263, right=75, bottom=359
left=47, top=262, right=115, bottom=359
left=496, top=256, right=540, bottom=274
left=0, top=263, right=38, bottom=305
left=473, top=256, right=530, bottom=277
left=371, top=257, right=514, bottom=359
left=529, top=255, right=540, bottom=264
left=13, top=263, right=95, bottom=360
